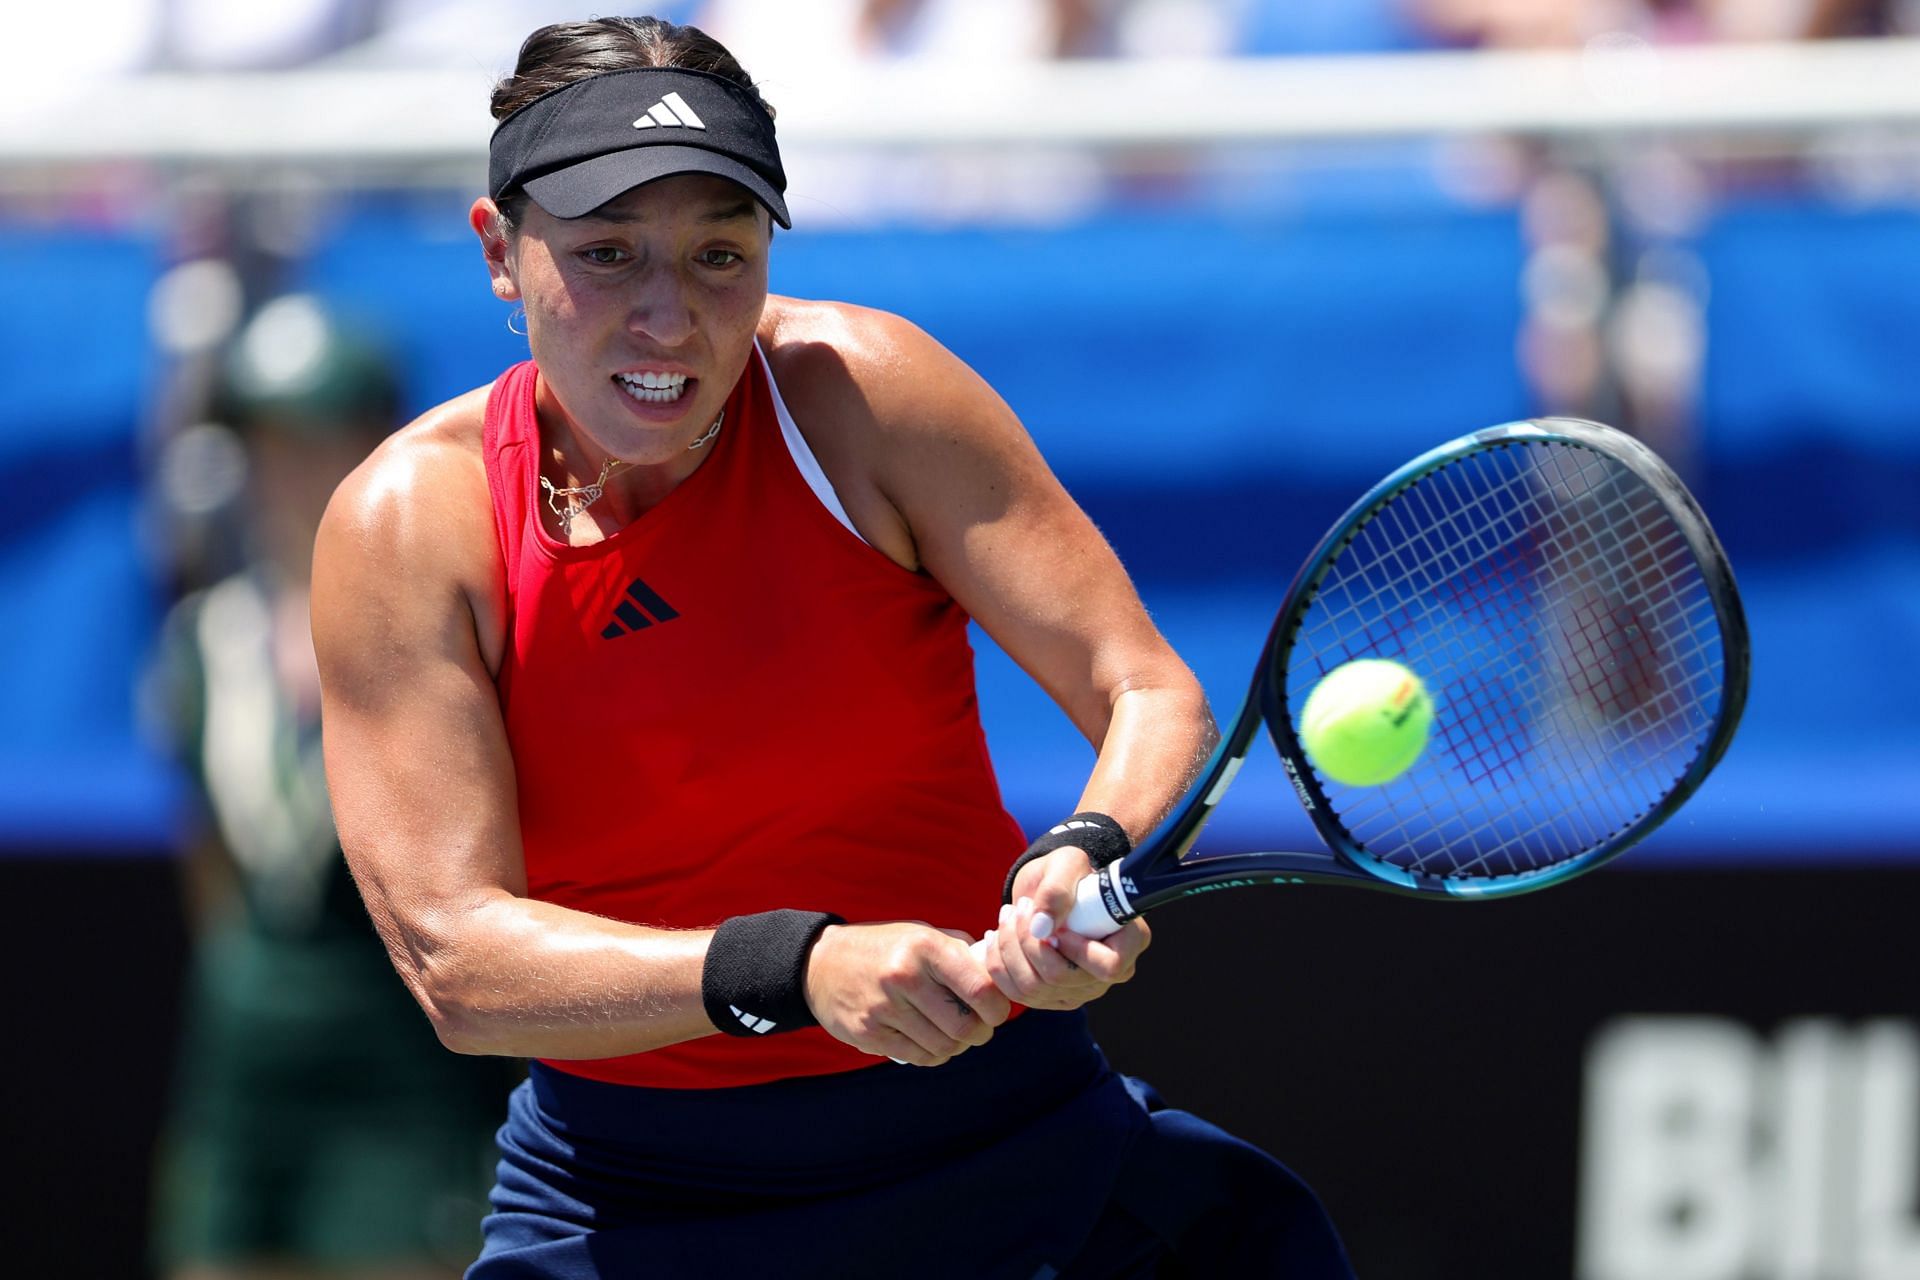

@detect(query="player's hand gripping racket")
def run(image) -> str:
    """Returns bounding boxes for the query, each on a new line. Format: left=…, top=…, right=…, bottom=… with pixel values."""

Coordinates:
left=1002, top=417, right=1749, bottom=945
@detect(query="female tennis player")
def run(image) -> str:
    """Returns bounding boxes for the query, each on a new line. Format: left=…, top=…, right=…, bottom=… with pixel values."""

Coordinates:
left=311, top=15, right=1352, bottom=1277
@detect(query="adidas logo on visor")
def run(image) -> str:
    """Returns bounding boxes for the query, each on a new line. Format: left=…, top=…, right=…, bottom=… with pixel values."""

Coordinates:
left=632, top=92, right=706, bottom=130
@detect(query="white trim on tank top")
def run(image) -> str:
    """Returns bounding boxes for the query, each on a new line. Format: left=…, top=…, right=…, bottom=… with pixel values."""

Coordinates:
left=754, top=341, right=868, bottom=545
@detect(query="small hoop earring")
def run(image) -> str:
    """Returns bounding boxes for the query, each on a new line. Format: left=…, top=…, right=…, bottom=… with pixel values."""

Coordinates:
left=506, top=306, right=527, bottom=337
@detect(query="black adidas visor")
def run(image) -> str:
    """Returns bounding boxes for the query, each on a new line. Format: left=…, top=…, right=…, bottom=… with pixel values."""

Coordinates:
left=488, top=67, right=790, bottom=228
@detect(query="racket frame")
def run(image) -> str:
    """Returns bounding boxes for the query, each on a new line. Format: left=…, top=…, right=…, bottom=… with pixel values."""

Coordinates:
left=1084, top=417, right=1750, bottom=929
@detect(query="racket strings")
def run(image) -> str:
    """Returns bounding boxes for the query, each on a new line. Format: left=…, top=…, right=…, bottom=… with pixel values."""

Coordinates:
left=1385, top=452, right=1705, bottom=870
left=1377, top=450, right=1714, bottom=873
left=1288, top=440, right=1727, bottom=884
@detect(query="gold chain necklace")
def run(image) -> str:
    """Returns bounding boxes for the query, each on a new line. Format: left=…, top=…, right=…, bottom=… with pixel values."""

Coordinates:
left=539, top=411, right=724, bottom=537
left=540, top=455, right=620, bottom=538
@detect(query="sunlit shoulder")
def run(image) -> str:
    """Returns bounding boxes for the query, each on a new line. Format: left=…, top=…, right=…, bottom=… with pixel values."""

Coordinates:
left=758, top=294, right=1049, bottom=578
left=326, top=386, right=489, bottom=530
left=760, top=294, right=1015, bottom=446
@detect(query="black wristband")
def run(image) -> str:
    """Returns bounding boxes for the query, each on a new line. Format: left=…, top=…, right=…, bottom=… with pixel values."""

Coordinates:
left=702, top=909, right=843, bottom=1037
left=1001, top=812, right=1133, bottom=904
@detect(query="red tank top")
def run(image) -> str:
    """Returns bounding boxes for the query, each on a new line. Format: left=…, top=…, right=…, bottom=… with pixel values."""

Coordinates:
left=484, top=351, right=1026, bottom=1088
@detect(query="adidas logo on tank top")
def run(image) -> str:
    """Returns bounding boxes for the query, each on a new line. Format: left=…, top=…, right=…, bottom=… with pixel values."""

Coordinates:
left=600, top=577, right=680, bottom=639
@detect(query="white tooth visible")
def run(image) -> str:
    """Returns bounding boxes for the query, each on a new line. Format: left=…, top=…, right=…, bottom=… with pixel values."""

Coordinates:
left=620, top=371, right=688, bottom=390
left=617, top=377, right=686, bottom=405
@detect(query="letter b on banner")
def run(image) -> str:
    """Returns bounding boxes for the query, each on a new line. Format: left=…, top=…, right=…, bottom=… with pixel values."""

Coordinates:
left=1579, top=1018, right=1758, bottom=1280
left=1577, top=1017, right=1920, bottom=1280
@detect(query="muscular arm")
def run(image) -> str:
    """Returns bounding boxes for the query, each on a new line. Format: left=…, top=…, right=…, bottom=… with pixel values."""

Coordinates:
left=313, top=408, right=1005, bottom=1065
left=891, top=359, right=1214, bottom=840
left=770, top=302, right=1215, bottom=1007
left=313, top=424, right=715, bottom=1059
left=893, top=339, right=1214, bottom=1004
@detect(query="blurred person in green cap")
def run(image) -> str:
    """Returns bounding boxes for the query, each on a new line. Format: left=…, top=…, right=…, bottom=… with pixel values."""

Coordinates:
left=149, top=294, right=513, bottom=1280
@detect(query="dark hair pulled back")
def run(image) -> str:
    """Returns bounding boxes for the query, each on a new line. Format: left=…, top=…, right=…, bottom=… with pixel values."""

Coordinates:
left=488, top=16, right=773, bottom=233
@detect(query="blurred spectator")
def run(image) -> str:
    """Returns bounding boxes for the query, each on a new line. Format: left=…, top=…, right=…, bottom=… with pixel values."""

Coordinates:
left=1230, top=0, right=1438, bottom=55
left=698, top=0, right=1113, bottom=223
left=855, top=0, right=1113, bottom=57
left=323, top=1, right=697, bottom=69
left=1406, top=0, right=1917, bottom=454
left=18, top=0, right=380, bottom=76
left=1700, top=0, right=1905, bottom=38
left=148, top=296, right=511, bottom=1280
left=157, top=0, right=383, bottom=69
left=1410, top=0, right=1636, bottom=48
left=1410, top=0, right=1912, bottom=47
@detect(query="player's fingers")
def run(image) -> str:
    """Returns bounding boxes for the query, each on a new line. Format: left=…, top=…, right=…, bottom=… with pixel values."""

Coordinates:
left=874, top=1025, right=948, bottom=1068
left=1013, top=895, right=1096, bottom=987
left=989, top=901, right=1052, bottom=1000
left=885, top=999, right=972, bottom=1064
left=1052, top=917, right=1151, bottom=984
left=911, top=961, right=996, bottom=1047
left=988, top=900, right=1094, bottom=1011
left=1022, top=848, right=1093, bottom=941
left=931, top=931, right=1013, bottom=1030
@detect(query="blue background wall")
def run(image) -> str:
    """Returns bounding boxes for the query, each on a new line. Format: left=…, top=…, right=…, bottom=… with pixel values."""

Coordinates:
left=0, top=228, right=176, bottom=846
left=5, top=192, right=1917, bottom=861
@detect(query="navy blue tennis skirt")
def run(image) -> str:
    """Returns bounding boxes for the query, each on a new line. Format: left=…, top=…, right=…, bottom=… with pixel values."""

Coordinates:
left=469, top=1011, right=1351, bottom=1279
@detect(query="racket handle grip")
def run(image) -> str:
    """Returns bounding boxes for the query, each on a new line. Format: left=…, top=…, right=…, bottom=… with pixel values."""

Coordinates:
left=1063, top=870, right=1126, bottom=939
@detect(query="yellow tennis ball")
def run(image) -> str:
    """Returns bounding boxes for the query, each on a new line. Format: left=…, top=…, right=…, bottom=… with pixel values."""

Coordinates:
left=1299, top=659, right=1434, bottom=787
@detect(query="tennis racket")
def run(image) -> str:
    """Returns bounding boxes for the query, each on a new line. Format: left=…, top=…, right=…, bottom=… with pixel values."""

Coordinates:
left=1014, top=416, right=1748, bottom=942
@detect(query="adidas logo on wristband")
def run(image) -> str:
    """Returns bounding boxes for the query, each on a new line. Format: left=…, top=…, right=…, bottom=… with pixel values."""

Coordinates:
left=703, top=910, right=843, bottom=1038
left=1003, top=811, right=1132, bottom=903
left=729, top=1005, right=777, bottom=1035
